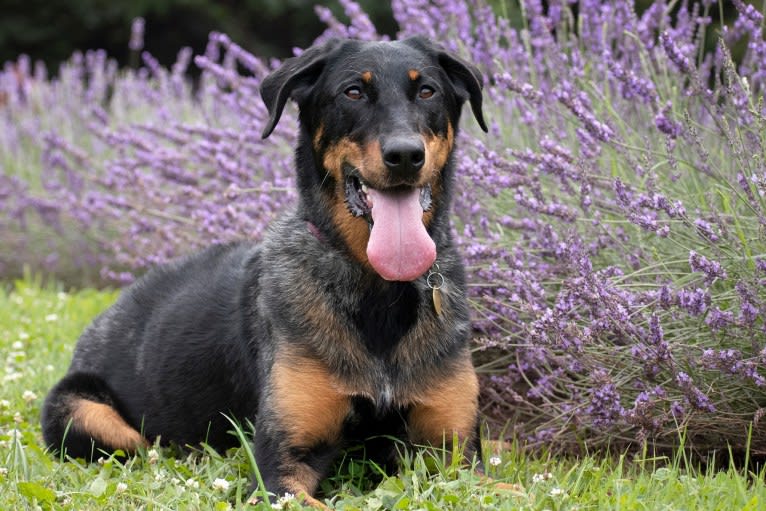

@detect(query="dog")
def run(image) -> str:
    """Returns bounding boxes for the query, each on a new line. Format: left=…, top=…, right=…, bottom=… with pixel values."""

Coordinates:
left=41, top=36, right=488, bottom=507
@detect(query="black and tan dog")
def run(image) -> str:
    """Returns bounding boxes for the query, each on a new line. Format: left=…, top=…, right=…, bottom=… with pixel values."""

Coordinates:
left=41, top=36, right=488, bottom=506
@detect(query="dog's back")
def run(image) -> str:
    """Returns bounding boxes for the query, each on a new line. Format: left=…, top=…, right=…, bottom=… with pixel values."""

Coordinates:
left=42, top=242, right=262, bottom=457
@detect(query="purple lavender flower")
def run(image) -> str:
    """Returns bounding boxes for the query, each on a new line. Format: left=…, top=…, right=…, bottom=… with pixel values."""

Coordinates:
left=700, top=349, right=765, bottom=387
left=129, top=18, right=145, bottom=52
left=705, top=307, right=734, bottom=330
left=587, top=370, right=625, bottom=429
left=735, top=281, right=760, bottom=326
left=693, top=217, right=721, bottom=243
left=660, top=31, right=694, bottom=75
left=655, top=102, right=683, bottom=139
left=677, top=288, right=710, bottom=316
left=675, top=371, right=716, bottom=413
left=688, top=251, right=727, bottom=283
left=555, top=81, right=614, bottom=142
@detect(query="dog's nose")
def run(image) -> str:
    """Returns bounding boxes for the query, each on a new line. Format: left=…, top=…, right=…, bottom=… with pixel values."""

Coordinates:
left=382, top=138, right=425, bottom=178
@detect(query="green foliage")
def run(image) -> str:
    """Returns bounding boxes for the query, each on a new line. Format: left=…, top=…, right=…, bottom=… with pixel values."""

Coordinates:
left=1, top=280, right=765, bottom=509
left=0, top=0, right=397, bottom=72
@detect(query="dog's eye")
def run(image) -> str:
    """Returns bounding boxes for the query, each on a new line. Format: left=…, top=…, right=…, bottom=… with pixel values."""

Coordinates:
left=418, top=86, right=435, bottom=100
left=344, top=86, right=363, bottom=100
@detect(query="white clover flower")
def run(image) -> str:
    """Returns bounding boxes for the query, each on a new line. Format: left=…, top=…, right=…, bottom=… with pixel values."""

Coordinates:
left=44, top=314, right=59, bottom=322
left=11, top=341, right=24, bottom=350
left=22, top=390, right=37, bottom=403
left=0, top=399, right=10, bottom=409
left=0, top=467, right=8, bottom=476
left=185, top=478, right=200, bottom=489
left=147, top=448, right=160, bottom=464
left=18, top=331, right=29, bottom=340
left=45, top=365, right=54, bottom=372
left=212, top=478, right=230, bottom=491
left=488, top=455, right=502, bottom=467
left=4, top=371, right=23, bottom=383
left=532, top=472, right=553, bottom=484
left=271, top=493, right=296, bottom=509
left=116, top=482, right=128, bottom=493
left=7, top=350, right=27, bottom=361
left=550, top=487, right=566, bottom=497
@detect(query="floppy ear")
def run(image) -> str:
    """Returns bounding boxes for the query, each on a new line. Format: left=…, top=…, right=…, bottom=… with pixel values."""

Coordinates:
left=438, top=52, right=488, bottom=133
left=260, top=38, right=342, bottom=139
left=402, top=37, right=487, bottom=133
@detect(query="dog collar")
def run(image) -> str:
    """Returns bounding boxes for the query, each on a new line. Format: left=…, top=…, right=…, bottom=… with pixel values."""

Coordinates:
left=306, top=221, right=326, bottom=244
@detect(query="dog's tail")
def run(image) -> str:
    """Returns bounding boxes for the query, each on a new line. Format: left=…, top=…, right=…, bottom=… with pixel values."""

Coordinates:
left=41, top=372, right=148, bottom=460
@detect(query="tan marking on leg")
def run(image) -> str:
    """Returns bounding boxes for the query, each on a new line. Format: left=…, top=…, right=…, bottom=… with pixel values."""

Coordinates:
left=70, top=399, right=148, bottom=452
left=300, top=493, right=329, bottom=509
left=282, top=466, right=328, bottom=508
left=249, top=483, right=328, bottom=510
left=407, top=357, right=479, bottom=447
left=272, top=354, right=351, bottom=447
left=481, top=477, right=524, bottom=492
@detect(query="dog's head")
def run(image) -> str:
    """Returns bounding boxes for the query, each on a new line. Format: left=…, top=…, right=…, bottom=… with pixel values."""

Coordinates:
left=261, top=37, right=486, bottom=282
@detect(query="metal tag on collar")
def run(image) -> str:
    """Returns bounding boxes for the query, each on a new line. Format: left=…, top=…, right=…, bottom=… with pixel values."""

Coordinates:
left=426, top=263, right=444, bottom=317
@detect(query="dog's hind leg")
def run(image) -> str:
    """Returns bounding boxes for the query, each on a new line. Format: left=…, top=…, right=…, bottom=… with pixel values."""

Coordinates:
left=41, top=372, right=148, bottom=460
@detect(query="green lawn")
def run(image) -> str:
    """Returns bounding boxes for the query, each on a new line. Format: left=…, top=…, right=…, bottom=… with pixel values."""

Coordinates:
left=1, top=279, right=764, bottom=510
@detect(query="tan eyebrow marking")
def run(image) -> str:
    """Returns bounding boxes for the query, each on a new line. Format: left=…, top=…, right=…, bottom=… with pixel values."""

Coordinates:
left=408, top=69, right=420, bottom=81
left=361, top=71, right=373, bottom=83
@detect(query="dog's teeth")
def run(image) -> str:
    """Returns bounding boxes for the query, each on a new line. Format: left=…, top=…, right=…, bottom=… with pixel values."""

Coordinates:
left=361, top=184, right=368, bottom=195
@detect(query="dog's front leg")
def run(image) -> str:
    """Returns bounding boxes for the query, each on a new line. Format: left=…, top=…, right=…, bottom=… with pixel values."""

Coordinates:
left=252, top=353, right=351, bottom=508
left=406, top=357, right=481, bottom=462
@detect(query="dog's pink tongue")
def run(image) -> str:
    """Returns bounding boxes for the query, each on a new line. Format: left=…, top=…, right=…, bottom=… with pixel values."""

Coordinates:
left=366, top=187, right=436, bottom=281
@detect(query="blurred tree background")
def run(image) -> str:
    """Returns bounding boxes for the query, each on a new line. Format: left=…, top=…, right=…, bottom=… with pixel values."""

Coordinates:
left=1, top=1, right=759, bottom=73
left=0, top=0, right=398, bottom=71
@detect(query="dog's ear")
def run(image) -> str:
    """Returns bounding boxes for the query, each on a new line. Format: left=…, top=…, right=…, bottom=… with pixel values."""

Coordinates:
left=438, top=51, right=488, bottom=133
left=403, top=37, right=487, bottom=133
left=260, top=39, right=342, bottom=139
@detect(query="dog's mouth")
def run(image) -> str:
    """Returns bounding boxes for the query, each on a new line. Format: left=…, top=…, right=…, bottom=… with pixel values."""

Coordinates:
left=345, top=172, right=432, bottom=219
left=344, top=169, right=436, bottom=282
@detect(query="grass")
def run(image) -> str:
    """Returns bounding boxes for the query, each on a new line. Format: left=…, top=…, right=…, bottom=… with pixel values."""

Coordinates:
left=1, top=278, right=765, bottom=510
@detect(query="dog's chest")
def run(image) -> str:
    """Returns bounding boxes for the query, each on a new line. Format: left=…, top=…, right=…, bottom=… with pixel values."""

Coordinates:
left=348, top=281, right=422, bottom=357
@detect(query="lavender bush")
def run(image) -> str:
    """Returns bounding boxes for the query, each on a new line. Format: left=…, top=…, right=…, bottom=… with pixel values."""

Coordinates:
left=2, top=0, right=765, bottom=456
